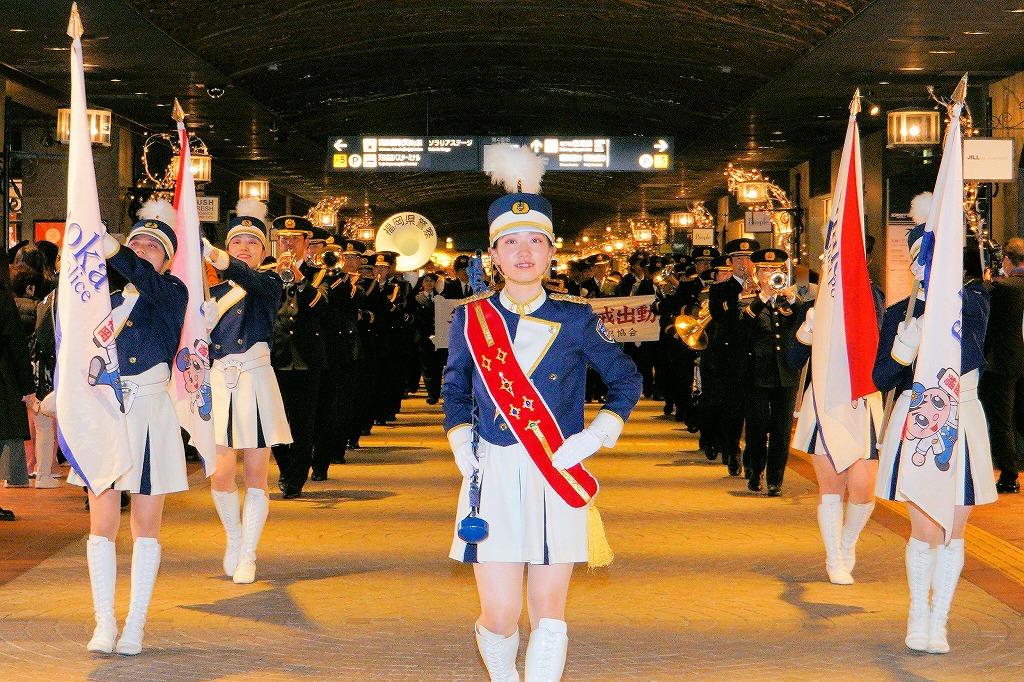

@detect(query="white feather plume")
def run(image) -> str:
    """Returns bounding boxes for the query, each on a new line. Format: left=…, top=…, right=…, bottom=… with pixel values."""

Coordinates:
left=909, top=192, right=933, bottom=226
left=483, top=144, right=546, bottom=194
left=235, top=197, right=269, bottom=223
left=136, top=197, right=176, bottom=229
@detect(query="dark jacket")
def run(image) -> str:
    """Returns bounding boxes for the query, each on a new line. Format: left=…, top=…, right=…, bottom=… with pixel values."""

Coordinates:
left=0, top=291, right=35, bottom=440
left=739, top=295, right=807, bottom=388
left=272, top=262, right=328, bottom=371
left=983, top=272, right=1024, bottom=377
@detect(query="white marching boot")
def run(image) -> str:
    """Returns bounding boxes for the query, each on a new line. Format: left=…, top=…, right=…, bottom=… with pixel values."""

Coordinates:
left=927, top=539, right=965, bottom=654
left=524, top=618, right=568, bottom=682
left=86, top=535, right=118, bottom=653
left=232, top=488, right=268, bottom=584
left=840, top=500, right=874, bottom=573
left=905, top=538, right=937, bottom=651
left=475, top=622, right=520, bottom=682
left=115, top=537, right=161, bottom=655
left=817, top=495, right=853, bottom=585
left=211, top=489, right=242, bottom=577
left=32, top=413, right=59, bottom=488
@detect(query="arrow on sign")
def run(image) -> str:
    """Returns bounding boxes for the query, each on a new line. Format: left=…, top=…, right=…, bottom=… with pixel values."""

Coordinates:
left=530, top=139, right=543, bottom=154
left=333, top=139, right=346, bottom=152
left=654, top=139, right=669, bottom=152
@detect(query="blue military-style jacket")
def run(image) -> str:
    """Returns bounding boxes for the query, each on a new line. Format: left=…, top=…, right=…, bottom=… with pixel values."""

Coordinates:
left=107, top=247, right=187, bottom=374
left=872, top=281, right=990, bottom=394
left=442, top=289, right=642, bottom=445
left=209, top=256, right=283, bottom=361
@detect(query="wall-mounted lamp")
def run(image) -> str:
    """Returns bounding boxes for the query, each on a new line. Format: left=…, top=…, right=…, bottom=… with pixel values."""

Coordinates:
left=737, top=181, right=769, bottom=204
left=887, top=109, right=941, bottom=146
left=669, top=211, right=695, bottom=228
left=171, top=151, right=212, bottom=183
left=239, top=179, right=270, bottom=202
left=56, top=107, right=112, bottom=146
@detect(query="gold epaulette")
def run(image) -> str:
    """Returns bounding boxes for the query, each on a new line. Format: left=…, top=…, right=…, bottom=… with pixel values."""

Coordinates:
left=257, top=263, right=276, bottom=273
left=310, top=269, right=326, bottom=288
left=458, top=290, right=496, bottom=305
left=549, top=293, right=589, bottom=305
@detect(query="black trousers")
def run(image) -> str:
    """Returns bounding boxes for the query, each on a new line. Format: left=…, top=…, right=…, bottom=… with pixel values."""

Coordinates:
left=743, top=385, right=798, bottom=487
left=702, top=371, right=744, bottom=459
left=979, top=369, right=1024, bottom=483
left=311, top=362, right=357, bottom=476
left=272, top=369, right=321, bottom=490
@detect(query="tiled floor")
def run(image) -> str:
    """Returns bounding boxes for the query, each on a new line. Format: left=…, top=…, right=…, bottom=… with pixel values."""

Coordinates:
left=2, top=397, right=1023, bottom=681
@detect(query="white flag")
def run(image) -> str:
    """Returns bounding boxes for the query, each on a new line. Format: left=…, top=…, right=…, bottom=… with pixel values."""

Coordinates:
left=896, top=80, right=967, bottom=534
left=169, top=109, right=216, bottom=474
left=54, top=3, right=132, bottom=493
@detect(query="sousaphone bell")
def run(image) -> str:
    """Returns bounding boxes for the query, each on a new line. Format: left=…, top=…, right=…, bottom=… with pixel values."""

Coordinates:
left=375, top=212, right=438, bottom=272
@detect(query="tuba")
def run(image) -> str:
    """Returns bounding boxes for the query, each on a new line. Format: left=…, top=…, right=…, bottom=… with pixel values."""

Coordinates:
left=673, top=299, right=712, bottom=350
left=375, top=212, right=438, bottom=272
left=311, top=243, right=345, bottom=273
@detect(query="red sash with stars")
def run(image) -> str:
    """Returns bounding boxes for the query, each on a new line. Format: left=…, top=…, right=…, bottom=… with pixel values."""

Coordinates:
left=464, top=298, right=598, bottom=508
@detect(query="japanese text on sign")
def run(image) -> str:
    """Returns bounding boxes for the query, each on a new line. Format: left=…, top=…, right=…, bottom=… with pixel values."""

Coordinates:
left=589, top=295, right=659, bottom=343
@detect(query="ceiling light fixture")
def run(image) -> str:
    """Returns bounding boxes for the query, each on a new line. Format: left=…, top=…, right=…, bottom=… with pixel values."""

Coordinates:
left=963, top=30, right=990, bottom=35
left=56, top=107, right=112, bottom=146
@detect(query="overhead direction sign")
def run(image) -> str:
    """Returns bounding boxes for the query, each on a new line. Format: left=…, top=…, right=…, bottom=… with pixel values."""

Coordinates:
left=328, top=136, right=673, bottom=172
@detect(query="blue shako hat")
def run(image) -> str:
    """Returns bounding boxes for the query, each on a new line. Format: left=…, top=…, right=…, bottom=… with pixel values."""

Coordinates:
left=487, top=193, right=554, bottom=245
left=228, top=197, right=270, bottom=250
left=128, top=219, right=177, bottom=260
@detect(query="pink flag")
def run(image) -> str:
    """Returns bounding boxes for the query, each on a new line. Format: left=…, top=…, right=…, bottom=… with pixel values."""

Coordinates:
left=168, top=110, right=215, bottom=474
left=803, top=91, right=882, bottom=472
left=54, top=3, right=132, bottom=493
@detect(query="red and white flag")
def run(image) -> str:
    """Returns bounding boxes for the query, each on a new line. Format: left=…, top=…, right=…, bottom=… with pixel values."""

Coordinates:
left=54, top=3, right=132, bottom=492
left=806, top=90, right=882, bottom=472
left=168, top=103, right=215, bottom=474
left=896, top=76, right=968, bottom=534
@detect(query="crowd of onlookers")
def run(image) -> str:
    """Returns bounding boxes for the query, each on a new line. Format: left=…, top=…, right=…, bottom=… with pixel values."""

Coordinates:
left=0, top=239, right=62, bottom=521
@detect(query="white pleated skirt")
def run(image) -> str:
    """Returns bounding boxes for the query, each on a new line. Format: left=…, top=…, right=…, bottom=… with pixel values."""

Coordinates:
left=211, top=342, right=292, bottom=449
left=450, top=439, right=589, bottom=565
left=67, top=364, right=188, bottom=495
left=876, top=369, right=997, bottom=507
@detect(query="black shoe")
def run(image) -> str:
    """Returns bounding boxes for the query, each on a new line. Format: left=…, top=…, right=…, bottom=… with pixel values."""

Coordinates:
left=0, top=507, right=14, bottom=521
left=663, top=403, right=674, bottom=416
left=282, top=486, right=303, bottom=500
left=727, top=455, right=742, bottom=477
left=705, top=450, right=718, bottom=461
left=747, top=478, right=762, bottom=493
left=311, top=472, right=327, bottom=482
left=766, top=485, right=782, bottom=497
left=277, top=478, right=286, bottom=494
left=374, top=419, right=387, bottom=426
left=330, top=455, right=347, bottom=465
left=996, top=480, right=1020, bottom=494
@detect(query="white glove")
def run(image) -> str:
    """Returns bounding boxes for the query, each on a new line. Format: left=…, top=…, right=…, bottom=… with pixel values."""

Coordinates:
left=550, top=428, right=603, bottom=470
left=454, top=442, right=477, bottom=478
left=447, top=425, right=477, bottom=478
left=203, top=237, right=229, bottom=270
left=796, top=307, right=815, bottom=345
left=200, top=301, right=219, bottom=331
left=892, top=317, right=923, bottom=365
left=102, top=233, right=121, bottom=258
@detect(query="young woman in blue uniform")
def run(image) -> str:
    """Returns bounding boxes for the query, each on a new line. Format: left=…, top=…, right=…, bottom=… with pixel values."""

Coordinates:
left=70, top=202, right=187, bottom=656
left=202, top=199, right=292, bottom=585
left=873, top=210, right=997, bottom=654
left=443, top=146, right=642, bottom=682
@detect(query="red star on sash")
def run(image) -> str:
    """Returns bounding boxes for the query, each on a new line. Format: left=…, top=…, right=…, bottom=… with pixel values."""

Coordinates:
left=499, top=372, right=514, bottom=395
left=495, top=349, right=508, bottom=364
left=481, top=356, right=492, bottom=371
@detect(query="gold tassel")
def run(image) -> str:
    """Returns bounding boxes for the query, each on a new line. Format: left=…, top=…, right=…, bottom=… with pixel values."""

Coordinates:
left=587, top=505, right=614, bottom=569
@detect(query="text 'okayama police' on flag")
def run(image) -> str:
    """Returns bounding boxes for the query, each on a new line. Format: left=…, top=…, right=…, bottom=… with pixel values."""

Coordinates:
left=54, top=2, right=132, bottom=493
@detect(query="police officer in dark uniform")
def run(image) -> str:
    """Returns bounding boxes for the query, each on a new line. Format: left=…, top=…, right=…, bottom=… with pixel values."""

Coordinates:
left=352, top=252, right=382, bottom=442
left=617, top=252, right=656, bottom=398
left=441, top=254, right=474, bottom=300
left=270, top=216, right=328, bottom=499
left=311, top=235, right=365, bottom=479
left=371, top=251, right=412, bottom=424
left=706, top=238, right=760, bottom=475
left=739, top=247, right=806, bottom=497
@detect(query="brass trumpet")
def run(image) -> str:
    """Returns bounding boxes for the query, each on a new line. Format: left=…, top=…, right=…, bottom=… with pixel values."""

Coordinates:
left=278, top=250, right=296, bottom=283
left=653, top=265, right=678, bottom=296
left=311, top=243, right=345, bottom=273
left=673, top=299, right=712, bottom=350
left=599, top=272, right=621, bottom=297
